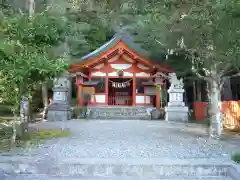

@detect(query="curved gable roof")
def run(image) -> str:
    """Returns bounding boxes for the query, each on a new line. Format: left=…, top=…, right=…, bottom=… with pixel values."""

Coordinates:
left=77, top=31, right=151, bottom=63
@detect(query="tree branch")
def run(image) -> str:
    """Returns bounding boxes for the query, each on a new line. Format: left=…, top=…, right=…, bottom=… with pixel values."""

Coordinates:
left=155, top=39, right=167, bottom=46
left=191, top=65, right=212, bottom=82
left=219, top=63, right=231, bottom=77
left=220, top=76, right=227, bottom=89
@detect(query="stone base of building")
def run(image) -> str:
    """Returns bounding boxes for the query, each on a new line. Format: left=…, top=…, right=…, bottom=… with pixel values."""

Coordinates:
left=165, top=106, right=189, bottom=122
left=151, top=108, right=165, bottom=119
left=47, top=102, right=72, bottom=121
left=86, top=106, right=151, bottom=120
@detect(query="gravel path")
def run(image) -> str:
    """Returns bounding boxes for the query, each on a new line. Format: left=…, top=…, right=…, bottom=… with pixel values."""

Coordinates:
left=1, top=120, right=240, bottom=179
left=22, top=120, right=239, bottom=160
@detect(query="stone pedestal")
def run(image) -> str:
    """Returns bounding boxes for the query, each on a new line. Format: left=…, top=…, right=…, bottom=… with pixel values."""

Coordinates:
left=20, top=96, right=29, bottom=121
left=165, top=106, right=189, bottom=122
left=164, top=73, right=189, bottom=122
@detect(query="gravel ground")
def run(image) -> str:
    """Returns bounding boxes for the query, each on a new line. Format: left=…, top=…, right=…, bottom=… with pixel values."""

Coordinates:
left=21, top=120, right=239, bottom=160
left=1, top=120, right=240, bottom=180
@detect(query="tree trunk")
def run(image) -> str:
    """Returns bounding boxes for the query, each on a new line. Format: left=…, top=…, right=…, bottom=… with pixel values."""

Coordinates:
left=193, top=80, right=196, bottom=101
left=11, top=114, right=17, bottom=145
left=208, top=78, right=222, bottom=137
left=197, top=81, right=202, bottom=101
left=11, top=91, right=21, bottom=146
left=42, top=82, right=48, bottom=119
left=26, top=0, right=35, bottom=16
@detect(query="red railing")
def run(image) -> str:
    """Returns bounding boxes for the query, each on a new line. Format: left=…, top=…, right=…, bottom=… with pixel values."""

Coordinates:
left=194, top=101, right=240, bottom=129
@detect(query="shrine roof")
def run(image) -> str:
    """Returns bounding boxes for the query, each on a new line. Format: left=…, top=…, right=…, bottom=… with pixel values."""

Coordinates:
left=74, top=31, right=151, bottom=64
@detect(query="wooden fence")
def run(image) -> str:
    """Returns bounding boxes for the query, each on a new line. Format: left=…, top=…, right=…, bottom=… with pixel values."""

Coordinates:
left=194, top=101, right=240, bottom=129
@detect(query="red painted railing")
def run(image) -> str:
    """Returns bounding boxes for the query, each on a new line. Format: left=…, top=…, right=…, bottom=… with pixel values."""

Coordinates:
left=194, top=101, right=240, bottom=129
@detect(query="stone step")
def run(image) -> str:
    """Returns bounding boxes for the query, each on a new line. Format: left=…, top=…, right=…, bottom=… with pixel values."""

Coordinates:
left=86, top=107, right=151, bottom=120
left=87, top=106, right=151, bottom=111
left=90, top=110, right=148, bottom=114
left=37, top=164, right=230, bottom=178
left=0, top=157, right=238, bottom=179
left=88, top=109, right=149, bottom=114
left=4, top=174, right=233, bottom=180
left=0, top=159, right=233, bottom=178
left=87, top=115, right=150, bottom=120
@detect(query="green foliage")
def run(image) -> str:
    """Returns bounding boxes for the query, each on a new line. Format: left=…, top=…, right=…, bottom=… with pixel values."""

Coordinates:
left=113, top=0, right=240, bottom=79
left=70, top=98, right=78, bottom=106
left=232, top=152, right=240, bottom=163
left=63, top=0, right=113, bottom=57
left=0, top=9, right=69, bottom=115
left=23, top=129, right=72, bottom=142
left=72, top=107, right=87, bottom=119
left=0, top=128, right=72, bottom=151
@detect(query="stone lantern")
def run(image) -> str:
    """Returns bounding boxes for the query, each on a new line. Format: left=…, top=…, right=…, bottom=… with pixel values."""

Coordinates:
left=47, top=73, right=72, bottom=121
left=165, top=73, right=189, bottom=122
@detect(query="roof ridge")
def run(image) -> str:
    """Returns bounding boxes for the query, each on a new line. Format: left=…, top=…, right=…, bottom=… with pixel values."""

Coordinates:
left=113, top=28, right=131, bottom=37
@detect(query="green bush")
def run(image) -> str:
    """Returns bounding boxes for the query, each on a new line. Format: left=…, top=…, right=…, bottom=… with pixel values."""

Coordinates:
left=0, top=129, right=72, bottom=151
left=0, top=105, right=12, bottom=115
left=72, top=107, right=87, bottom=119
left=70, top=98, right=78, bottom=106
left=232, top=153, right=240, bottom=163
left=22, top=129, right=72, bottom=142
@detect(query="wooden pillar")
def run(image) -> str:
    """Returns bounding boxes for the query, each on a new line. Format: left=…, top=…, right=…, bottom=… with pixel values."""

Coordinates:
left=106, top=74, right=109, bottom=105
left=132, top=74, right=136, bottom=106
left=77, top=85, right=83, bottom=106
left=156, top=86, right=161, bottom=109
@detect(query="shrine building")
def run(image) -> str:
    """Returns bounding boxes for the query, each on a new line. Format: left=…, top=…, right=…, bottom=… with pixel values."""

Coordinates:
left=68, top=32, right=172, bottom=109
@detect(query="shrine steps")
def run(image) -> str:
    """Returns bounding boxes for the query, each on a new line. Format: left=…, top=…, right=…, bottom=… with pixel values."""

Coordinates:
left=1, top=157, right=236, bottom=180
left=86, top=106, right=152, bottom=120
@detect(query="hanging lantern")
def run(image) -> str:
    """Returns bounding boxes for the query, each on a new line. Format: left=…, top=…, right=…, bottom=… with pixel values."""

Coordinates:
left=76, top=75, right=84, bottom=85
left=117, top=70, right=124, bottom=77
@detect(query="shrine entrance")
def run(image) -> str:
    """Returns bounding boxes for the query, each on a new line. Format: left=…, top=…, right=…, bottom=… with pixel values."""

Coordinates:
left=108, top=78, right=133, bottom=106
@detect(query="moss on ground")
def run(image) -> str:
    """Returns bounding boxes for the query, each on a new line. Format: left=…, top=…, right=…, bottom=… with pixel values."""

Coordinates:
left=0, top=128, right=72, bottom=151
left=232, top=152, right=240, bottom=163
left=0, top=116, right=14, bottom=123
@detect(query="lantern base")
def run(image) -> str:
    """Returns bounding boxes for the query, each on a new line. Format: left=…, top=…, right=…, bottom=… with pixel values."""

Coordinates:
left=48, top=102, right=72, bottom=121
left=165, top=106, right=189, bottom=122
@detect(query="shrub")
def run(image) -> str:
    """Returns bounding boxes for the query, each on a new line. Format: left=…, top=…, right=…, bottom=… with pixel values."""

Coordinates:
left=72, top=107, right=87, bottom=119
left=0, top=105, right=12, bottom=116
left=232, top=153, right=240, bottom=163
left=70, top=98, right=78, bottom=106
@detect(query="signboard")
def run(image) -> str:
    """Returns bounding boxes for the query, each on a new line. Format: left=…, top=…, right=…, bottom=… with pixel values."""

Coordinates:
left=174, top=93, right=183, bottom=102
left=82, top=87, right=95, bottom=95
left=76, top=75, right=84, bottom=85
left=145, top=87, right=156, bottom=95
left=170, top=93, right=183, bottom=102
left=54, top=92, right=65, bottom=101
left=155, top=77, right=163, bottom=85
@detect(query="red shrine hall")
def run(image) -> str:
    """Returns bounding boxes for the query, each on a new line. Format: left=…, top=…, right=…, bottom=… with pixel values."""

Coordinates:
left=68, top=32, right=172, bottom=109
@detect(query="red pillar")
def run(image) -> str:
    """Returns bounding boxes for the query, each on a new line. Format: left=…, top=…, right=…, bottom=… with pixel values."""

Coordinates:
left=77, top=85, right=83, bottom=107
left=132, top=74, right=136, bottom=106
left=106, top=74, right=109, bottom=105
left=105, top=61, right=109, bottom=105
left=156, top=86, right=161, bottom=109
